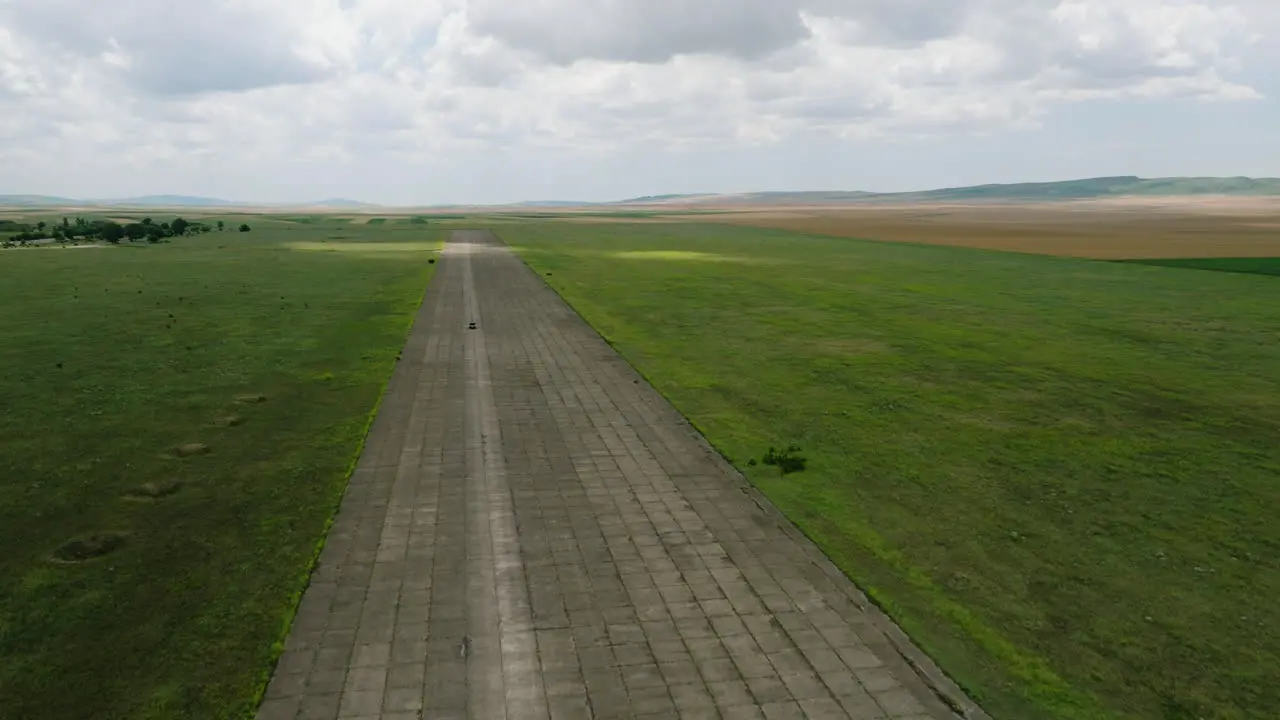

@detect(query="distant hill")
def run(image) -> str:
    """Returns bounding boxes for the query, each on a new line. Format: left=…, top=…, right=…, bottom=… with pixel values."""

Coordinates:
left=306, top=198, right=379, bottom=208
left=723, top=191, right=879, bottom=204
left=615, top=177, right=1280, bottom=206
left=510, top=200, right=599, bottom=208
left=618, top=191, right=879, bottom=206
left=618, top=194, right=710, bottom=204
left=96, top=195, right=241, bottom=207
left=0, top=195, right=78, bottom=206
left=4, top=177, right=1279, bottom=211
left=0, top=195, right=377, bottom=209
left=893, top=176, right=1280, bottom=202
left=0, top=194, right=242, bottom=207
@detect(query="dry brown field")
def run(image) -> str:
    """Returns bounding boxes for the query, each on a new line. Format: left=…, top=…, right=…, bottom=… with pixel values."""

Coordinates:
left=686, top=196, right=1280, bottom=259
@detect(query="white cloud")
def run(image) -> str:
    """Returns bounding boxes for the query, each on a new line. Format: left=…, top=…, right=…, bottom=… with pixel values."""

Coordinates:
left=466, top=0, right=807, bottom=64
left=0, top=0, right=1271, bottom=201
left=0, top=0, right=350, bottom=95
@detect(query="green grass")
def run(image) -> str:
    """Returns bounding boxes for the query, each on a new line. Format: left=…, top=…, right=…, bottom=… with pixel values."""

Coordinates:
left=503, top=222, right=1280, bottom=720
left=1121, top=257, right=1280, bottom=277
left=366, top=218, right=387, bottom=225
left=0, top=218, right=441, bottom=719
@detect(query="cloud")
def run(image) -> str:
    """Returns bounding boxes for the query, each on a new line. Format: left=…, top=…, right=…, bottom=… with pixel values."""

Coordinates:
left=0, top=0, right=1272, bottom=201
left=0, top=26, right=45, bottom=98
left=0, top=0, right=350, bottom=95
left=451, top=0, right=1264, bottom=142
left=803, top=0, right=976, bottom=46
left=465, top=0, right=808, bottom=64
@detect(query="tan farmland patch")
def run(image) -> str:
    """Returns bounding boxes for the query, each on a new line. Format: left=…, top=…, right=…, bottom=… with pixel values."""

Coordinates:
left=708, top=198, right=1280, bottom=259
left=558, top=216, right=678, bottom=224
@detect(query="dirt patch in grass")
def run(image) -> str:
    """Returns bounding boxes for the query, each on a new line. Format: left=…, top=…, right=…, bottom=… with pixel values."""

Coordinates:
left=211, top=415, right=245, bottom=427
left=172, top=442, right=209, bottom=458
left=51, top=532, right=128, bottom=563
left=124, top=480, right=182, bottom=500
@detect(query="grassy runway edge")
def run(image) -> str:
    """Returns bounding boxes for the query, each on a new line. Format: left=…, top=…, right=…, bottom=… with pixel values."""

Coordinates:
left=500, top=220, right=1280, bottom=720
left=0, top=217, right=442, bottom=719
left=512, top=234, right=1004, bottom=718
left=246, top=275, right=435, bottom=714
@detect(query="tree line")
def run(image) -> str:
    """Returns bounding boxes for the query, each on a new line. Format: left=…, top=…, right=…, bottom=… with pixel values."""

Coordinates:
left=1, top=217, right=251, bottom=247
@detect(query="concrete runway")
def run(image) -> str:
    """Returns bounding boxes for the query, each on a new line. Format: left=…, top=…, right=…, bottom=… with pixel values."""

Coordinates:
left=257, top=230, right=978, bottom=720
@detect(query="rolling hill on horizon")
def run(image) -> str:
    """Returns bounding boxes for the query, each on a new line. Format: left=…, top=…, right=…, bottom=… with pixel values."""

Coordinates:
left=0, top=195, right=379, bottom=209
left=890, top=175, right=1280, bottom=201
left=614, top=176, right=1280, bottom=206
left=3, top=176, right=1279, bottom=210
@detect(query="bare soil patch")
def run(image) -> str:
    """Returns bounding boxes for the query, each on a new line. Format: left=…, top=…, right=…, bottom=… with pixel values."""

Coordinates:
left=172, top=442, right=210, bottom=458
left=124, top=480, right=182, bottom=500
left=51, top=532, right=128, bottom=563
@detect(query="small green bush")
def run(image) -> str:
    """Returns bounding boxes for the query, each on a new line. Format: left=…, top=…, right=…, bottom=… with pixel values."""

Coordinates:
left=762, top=445, right=806, bottom=475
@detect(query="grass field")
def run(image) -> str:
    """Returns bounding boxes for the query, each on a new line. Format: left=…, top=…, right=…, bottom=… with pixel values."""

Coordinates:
left=503, top=221, right=1280, bottom=720
left=1123, top=257, right=1280, bottom=277
left=0, top=217, right=441, bottom=719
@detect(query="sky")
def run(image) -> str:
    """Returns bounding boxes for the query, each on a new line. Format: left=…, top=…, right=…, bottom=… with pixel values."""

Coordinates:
left=1, top=0, right=1277, bottom=205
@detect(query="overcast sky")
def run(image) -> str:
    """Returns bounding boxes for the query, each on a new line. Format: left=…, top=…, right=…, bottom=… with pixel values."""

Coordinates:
left=1, top=0, right=1277, bottom=205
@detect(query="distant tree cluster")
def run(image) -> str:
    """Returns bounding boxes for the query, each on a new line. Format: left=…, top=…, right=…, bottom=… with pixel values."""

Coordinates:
left=1, top=216, right=230, bottom=248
